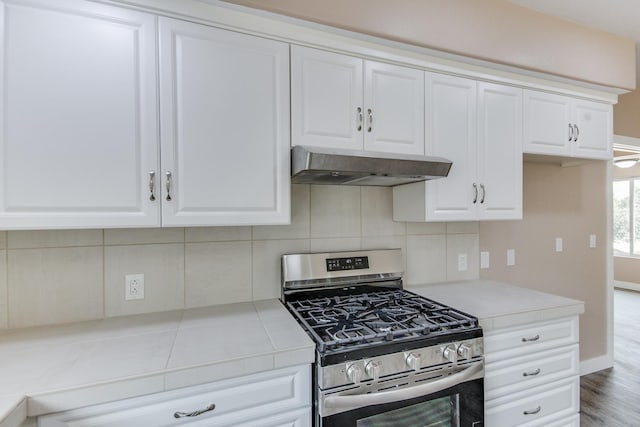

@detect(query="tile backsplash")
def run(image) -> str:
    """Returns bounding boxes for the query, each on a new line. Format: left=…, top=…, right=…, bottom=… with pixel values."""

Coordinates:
left=0, top=185, right=479, bottom=329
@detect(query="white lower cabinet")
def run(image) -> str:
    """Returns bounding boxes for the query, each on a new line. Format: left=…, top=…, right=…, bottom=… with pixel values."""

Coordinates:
left=484, top=316, right=580, bottom=426
left=485, top=377, right=579, bottom=427
left=38, top=365, right=311, bottom=427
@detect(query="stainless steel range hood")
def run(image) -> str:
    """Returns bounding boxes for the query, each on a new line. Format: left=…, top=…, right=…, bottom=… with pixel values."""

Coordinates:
left=291, top=145, right=452, bottom=186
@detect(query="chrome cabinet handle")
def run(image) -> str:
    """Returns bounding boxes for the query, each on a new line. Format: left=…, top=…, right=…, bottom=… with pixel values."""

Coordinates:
left=521, top=334, right=540, bottom=342
left=480, top=184, right=485, bottom=204
left=472, top=183, right=478, bottom=204
left=148, top=171, right=156, bottom=202
left=522, top=368, right=541, bottom=377
left=357, top=107, right=363, bottom=131
left=568, top=124, right=574, bottom=142
left=174, top=403, right=215, bottom=419
left=367, top=108, right=373, bottom=132
left=523, top=406, right=542, bottom=416
left=165, top=171, right=172, bottom=201
left=574, top=124, right=579, bottom=141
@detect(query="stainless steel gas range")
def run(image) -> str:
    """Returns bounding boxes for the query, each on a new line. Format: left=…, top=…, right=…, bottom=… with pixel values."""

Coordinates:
left=281, top=249, right=484, bottom=427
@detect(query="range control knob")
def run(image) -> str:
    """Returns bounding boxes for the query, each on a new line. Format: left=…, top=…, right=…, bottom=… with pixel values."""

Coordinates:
left=457, top=344, right=472, bottom=360
left=406, top=352, right=422, bottom=372
left=346, top=364, right=362, bottom=384
left=443, top=344, right=458, bottom=364
left=365, top=361, right=382, bottom=380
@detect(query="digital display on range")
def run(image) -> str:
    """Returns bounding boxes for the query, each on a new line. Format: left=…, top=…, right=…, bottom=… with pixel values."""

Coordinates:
left=326, top=256, right=369, bottom=271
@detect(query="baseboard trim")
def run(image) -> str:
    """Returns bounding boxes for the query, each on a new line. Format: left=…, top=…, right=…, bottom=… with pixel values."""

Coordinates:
left=580, top=354, right=613, bottom=376
left=614, top=280, right=640, bottom=292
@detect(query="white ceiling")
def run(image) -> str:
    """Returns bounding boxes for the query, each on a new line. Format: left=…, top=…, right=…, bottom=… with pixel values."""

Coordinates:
left=511, top=0, right=640, bottom=42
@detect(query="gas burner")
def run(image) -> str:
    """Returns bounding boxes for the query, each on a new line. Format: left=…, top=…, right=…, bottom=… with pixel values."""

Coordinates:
left=286, top=288, right=478, bottom=352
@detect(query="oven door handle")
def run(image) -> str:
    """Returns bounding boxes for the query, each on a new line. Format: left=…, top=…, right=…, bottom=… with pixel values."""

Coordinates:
left=324, top=362, right=483, bottom=412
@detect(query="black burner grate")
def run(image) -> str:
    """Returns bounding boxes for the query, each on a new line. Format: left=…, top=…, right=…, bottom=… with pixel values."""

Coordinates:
left=286, top=289, right=478, bottom=353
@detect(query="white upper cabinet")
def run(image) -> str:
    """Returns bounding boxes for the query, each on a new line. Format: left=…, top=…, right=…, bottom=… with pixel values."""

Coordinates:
left=409, top=73, right=477, bottom=221
left=572, top=99, right=613, bottom=159
left=291, top=46, right=363, bottom=150
left=477, top=82, right=523, bottom=220
left=364, top=61, right=425, bottom=155
left=291, top=46, right=424, bottom=155
left=523, top=90, right=612, bottom=159
left=159, top=18, right=290, bottom=226
left=393, top=74, right=522, bottom=222
left=0, top=0, right=160, bottom=229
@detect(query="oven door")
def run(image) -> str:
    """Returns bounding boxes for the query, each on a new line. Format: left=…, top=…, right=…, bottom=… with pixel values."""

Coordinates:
left=319, top=362, right=484, bottom=427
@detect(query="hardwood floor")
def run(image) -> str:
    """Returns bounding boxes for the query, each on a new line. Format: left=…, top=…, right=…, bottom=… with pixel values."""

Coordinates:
left=580, top=289, right=640, bottom=426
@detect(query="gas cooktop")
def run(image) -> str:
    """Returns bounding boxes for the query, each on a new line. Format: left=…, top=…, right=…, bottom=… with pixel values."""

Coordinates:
left=286, top=288, right=478, bottom=353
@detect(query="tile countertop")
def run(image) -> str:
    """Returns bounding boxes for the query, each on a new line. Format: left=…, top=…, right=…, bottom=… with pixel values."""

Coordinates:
left=0, top=300, right=315, bottom=427
left=0, top=280, right=584, bottom=427
left=410, top=279, right=585, bottom=331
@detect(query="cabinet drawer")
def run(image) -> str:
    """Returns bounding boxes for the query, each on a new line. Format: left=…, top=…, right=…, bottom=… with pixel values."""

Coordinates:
left=485, top=344, right=579, bottom=399
left=235, top=407, right=310, bottom=427
left=485, top=377, right=579, bottom=427
left=545, top=414, right=580, bottom=427
left=485, top=316, right=578, bottom=362
left=39, top=365, right=310, bottom=427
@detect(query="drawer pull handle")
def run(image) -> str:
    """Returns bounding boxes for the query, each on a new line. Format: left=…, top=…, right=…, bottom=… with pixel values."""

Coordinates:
left=521, top=334, right=540, bottom=342
left=523, top=406, right=541, bottom=416
left=174, top=403, right=216, bottom=418
left=522, top=368, right=541, bottom=377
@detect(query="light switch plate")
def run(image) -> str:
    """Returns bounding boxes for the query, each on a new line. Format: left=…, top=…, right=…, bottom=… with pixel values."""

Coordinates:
left=590, top=234, right=597, bottom=248
left=555, top=237, right=563, bottom=252
left=507, top=249, right=515, bottom=266
left=458, top=253, right=468, bottom=272
left=480, top=252, right=490, bottom=269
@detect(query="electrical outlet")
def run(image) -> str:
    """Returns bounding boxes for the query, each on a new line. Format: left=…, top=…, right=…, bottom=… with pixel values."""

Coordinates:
left=125, top=274, right=145, bottom=301
left=507, top=249, right=515, bottom=266
left=555, top=237, right=563, bottom=252
left=458, top=253, right=468, bottom=272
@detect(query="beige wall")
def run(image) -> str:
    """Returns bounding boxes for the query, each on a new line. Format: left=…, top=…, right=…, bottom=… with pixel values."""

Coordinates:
left=479, top=161, right=608, bottom=361
left=225, top=0, right=636, bottom=90
left=614, top=90, right=640, bottom=138
left=0, top=186, right=480, bottom=329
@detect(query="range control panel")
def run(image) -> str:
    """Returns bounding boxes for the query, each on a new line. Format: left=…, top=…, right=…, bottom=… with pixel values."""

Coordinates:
left=326, top=256, right=369, bottom=272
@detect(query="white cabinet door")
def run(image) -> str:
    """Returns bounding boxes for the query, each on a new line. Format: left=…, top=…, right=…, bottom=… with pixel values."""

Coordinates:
left=477, top=82, right=522, bottom=220
left=523, top=90, right=612, bottom=160
left=364, top=61, right=424, bottom=155
left=423, top=73, right=477, bottom=220
left=159, top=18, right=290, bottom=226
left=523, top=90, right=572, bottom=157
left=394, top=76, right=524, bottom=222
left=0, top=0, right=159, bottom=229
left=573, top=99, right=612, bottom=159
left=291, top=46, right=424, bottom=155
left=291, top=46, right=363, bottom=150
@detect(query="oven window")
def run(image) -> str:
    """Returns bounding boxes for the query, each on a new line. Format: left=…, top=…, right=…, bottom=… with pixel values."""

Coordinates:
left=356, top=395, right=460, bottom=427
